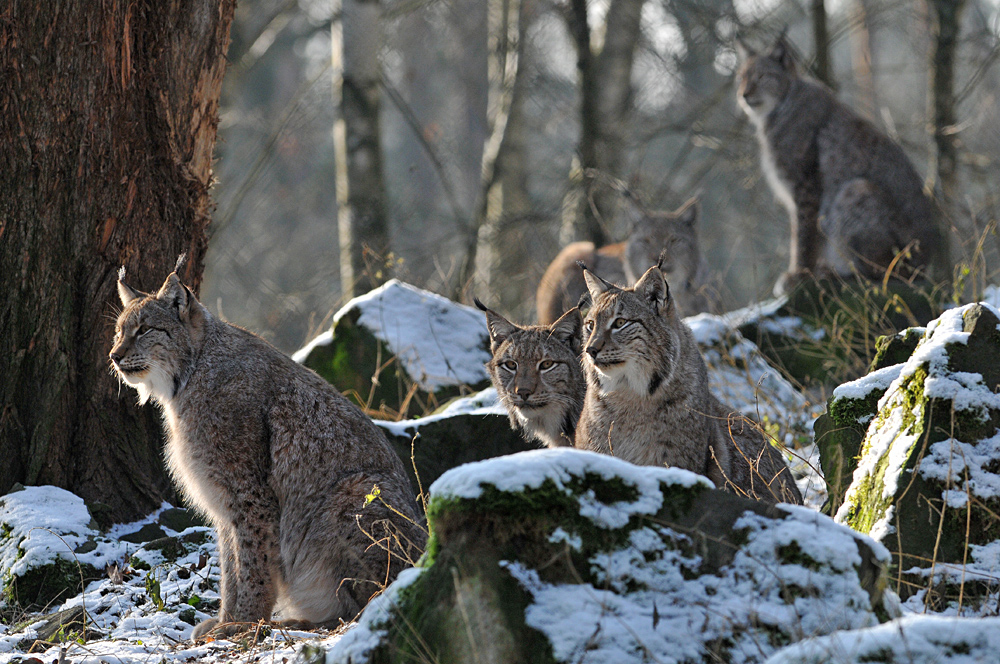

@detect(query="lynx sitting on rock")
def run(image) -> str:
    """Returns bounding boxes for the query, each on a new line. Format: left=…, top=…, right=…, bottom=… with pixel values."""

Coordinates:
left=737, top=36, right=941, bottom=295
left=109, top=261, right=425, bottom=639
left=536, top=197, right=714, bottom=325
left=574, top=262, right=802, bottom=505
left=475, top=299, right=584, bottom=449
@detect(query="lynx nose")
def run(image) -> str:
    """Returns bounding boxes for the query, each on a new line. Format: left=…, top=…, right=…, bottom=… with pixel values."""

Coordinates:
left=586, top=346, right=600, bottom=359
left=109, top=352, right=122, bottom=365
left=515, top=387, right=533, bottom=400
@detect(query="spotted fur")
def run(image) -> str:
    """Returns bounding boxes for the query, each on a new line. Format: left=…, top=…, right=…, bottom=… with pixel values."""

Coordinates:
left=110, top=267, right=425, bottom=639
left=476, top=300, right=585, bottom=449
left=574, top=264, right=802, bottom=505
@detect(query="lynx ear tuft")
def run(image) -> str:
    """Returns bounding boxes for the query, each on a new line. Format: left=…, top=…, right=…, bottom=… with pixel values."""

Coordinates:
left=174, top=253, right=188, bottom=274
left=549, top=307, right=582, bottom=353
left=116, top=266, right=144, bottom=306
left=579, top=261, right=614, bottom=299
left=770, top=30, right=795, bottom=72
left=475, top=298, right=518, bottom=353
left=635, top=265, right=670, bottom=313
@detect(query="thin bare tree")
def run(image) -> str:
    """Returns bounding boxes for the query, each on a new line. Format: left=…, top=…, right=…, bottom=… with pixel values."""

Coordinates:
left=333, top=0, right=392, bottom=297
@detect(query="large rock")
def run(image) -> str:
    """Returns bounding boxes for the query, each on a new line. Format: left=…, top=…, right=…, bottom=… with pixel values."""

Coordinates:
left=836, top=303, right=1000, bottom=610
left=766, top=615, right=1000, bottom=664
left=325, top=449, right=891, bottom=664
left=374, top=389, right=539, bottom=496
left=293, top=280, right=492, bottom=418
left=737, top=276, right=937, bottom=388
left=1, top=486, right=107, bottom=610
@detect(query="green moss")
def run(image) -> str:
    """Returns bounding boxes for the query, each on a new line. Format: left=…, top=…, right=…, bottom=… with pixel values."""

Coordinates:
left=776, top=542, right=822, bottom=571
left=858, top=647, right=895, bottom=663
left=2, top=557, right=102, bottom=610
left=844, top=367, right=928, bottom=534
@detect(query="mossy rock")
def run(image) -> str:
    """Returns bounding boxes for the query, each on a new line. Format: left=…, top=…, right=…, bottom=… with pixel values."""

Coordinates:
left=326, top=450, right=890, bottom=664
left=767, top=615, right=1000, bottom=664
left=157, top=507, right=206, bottom=532
left=296, top=280, right=492, bottom=419
left=131, top=530, right=211, bottom=567
left=836, top=303, right=1000, bottom=607
left=3, top=557, right=103, bottom=611
left=816, top=362, right=905, bottom=515
left=374, top=395, right=538, bottom=498
left=738, top=276, right=939, bottom=388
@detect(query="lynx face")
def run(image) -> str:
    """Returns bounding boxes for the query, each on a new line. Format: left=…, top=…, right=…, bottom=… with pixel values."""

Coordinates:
left=736, top=38, right=795, bottom=125
left=581, top=266, right=680, bottom=396
left=476, top=301, right=584, bottom=448
left=110, top=272, right=202, bottom=405
left=624, top=200, right=699, bottom=286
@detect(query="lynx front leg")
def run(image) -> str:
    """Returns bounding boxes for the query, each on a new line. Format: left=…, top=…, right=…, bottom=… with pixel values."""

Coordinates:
left=192, top=524, right=237, bottom=640
left=775, top=181, right=822, bottom=295
left=228, top=497, right=281, bottom=627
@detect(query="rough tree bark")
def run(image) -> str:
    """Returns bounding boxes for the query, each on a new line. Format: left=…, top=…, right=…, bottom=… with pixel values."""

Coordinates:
left=561, top=0, right=646, bottom=246
left=0, top=0, right=236, bottom=522
left=332, top=0, right=391, bottom=298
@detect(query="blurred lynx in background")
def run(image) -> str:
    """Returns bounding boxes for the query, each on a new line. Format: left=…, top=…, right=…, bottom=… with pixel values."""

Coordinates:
left=537, top=196, right=716, bottom=325
left=737, top=36, right=942, bottom=295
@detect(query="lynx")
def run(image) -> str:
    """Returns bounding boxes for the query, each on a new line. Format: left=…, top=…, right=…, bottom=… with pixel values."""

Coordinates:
left=475, top=299, right=584, bottom=449
left=109, top=262, right=425, bottom=639
left=536, top=197, right=714, bottom=325
left=574, top=263, right=802, bottom=505
left=737, top=36, right=941, bottom=295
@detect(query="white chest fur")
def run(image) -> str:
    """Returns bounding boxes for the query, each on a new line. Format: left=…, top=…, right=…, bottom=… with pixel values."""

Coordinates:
left=162, top=404, right=231, bottom=525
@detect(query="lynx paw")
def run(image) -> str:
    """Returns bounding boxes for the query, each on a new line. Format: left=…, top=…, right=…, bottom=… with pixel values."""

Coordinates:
left=191, top=618, right=219, bottom=641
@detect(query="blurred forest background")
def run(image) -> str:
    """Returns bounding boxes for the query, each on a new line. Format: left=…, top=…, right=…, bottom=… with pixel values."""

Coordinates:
left=204, top=0, right=1000, bottom=353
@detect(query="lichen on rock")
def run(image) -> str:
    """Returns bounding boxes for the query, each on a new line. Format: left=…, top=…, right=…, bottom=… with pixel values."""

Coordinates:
left=835, top=303, right=1000, bottom=610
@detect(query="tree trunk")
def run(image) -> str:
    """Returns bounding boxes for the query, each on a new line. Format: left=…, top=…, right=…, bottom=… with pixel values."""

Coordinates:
left=456, top=0, right=525, bottom=300
left=561, top=0, right=645, bottom=245
left=926, top=0, right=966, bottom=204
left=0, top=0, right=236, bottom=522
left=849, top=0, right=877, bottom=120
left=333, top=0, right=391, bottom=298
left=926, top=0, right=965, bottom=272
left=811, top=0, right=834, bottom=87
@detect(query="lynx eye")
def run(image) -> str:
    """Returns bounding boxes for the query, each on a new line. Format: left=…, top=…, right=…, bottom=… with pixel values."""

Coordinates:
left=612, top=318, right=630, bottom=330
left=583, top=321, right=594, bottom=334
left=538, top=360, right=555, bottom=371
left=501, top=360, right=517, bottom=372
left=135, top=325, right=150, bottom=337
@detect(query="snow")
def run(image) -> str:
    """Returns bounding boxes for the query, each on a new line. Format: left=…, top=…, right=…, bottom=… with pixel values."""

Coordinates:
left=0, top=489, right=345, bottom=663
left=831, top=363, right=904, bottom=401
left=373, top=387, right=507, bottom=439
left=0, top=486, right=98, bottom=580
left=293, top=279, right=491, bottom=391
left=833, top=303, right=1000, bottom=540
left=428, top=448, right=712, bottom=529
left=765, top=614, right=1000, bottom=664
left=497, top=503, right=886, bottom=664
